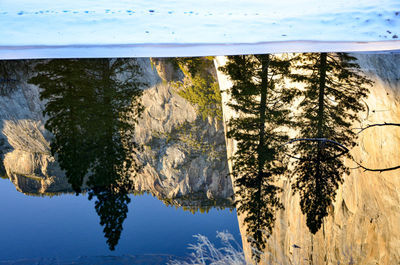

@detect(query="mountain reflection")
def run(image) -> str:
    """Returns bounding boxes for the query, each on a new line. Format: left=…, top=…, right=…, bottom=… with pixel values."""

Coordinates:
left=29, top=58, right=144, bottom=250
left=1, top=53, right=398, bottom=263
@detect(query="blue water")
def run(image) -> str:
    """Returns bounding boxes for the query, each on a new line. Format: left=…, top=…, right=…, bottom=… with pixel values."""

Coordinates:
left=0, top=179, right=240, bottom=260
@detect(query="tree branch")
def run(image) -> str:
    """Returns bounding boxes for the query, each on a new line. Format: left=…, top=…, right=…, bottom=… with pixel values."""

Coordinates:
left=356, top=123, right=400, bottom=134
left=351, top=159, right=400, bottom=172
left=281, top=138, right=349, bottom=161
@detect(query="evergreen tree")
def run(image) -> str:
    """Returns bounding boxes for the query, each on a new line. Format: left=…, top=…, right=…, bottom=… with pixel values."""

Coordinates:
left=219, top=54, right=295, bottom=261
left=290, top=53, right=372, bottom=233
left=30, top=59, right=98, bottom=192
left=89, top=186, right=131, bottom=250
left=29, top=58, right=144, bottom=250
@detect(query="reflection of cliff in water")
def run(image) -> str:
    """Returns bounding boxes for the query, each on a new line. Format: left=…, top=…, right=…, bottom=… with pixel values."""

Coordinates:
left=0, top=57, right=233, bottom=253
left=0, top=58, right=232, bottom=205
left=0, top=58, right=231, bottom=197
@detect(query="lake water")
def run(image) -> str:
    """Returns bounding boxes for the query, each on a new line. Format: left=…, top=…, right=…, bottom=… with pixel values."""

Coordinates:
left=0, top=178, right=240, bottom=263
left=0, top=54, right=399, bottom=264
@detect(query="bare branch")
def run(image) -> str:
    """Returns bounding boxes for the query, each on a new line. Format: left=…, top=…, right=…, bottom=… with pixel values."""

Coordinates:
left=351, top=159, right=400, bottom=172
left=356, top=123, right=400, bottom=134
left=281, top=138, right=349, bottom=161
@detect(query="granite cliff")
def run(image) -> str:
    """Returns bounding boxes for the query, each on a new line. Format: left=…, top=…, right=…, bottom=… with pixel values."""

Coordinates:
left=215, top=53, right=400, bottom=264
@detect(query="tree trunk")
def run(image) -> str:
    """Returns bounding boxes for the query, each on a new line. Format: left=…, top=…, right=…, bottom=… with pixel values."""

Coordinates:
left=317, top=53, right=327, bottom=139
left=314, top=53, right=328, bottom=233
left=258, top=54, right=270, bottom=176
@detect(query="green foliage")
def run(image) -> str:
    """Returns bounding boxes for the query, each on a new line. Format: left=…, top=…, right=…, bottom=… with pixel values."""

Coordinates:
left=172, top=57, right=223, bottom=121
left=290, top=53, right=372, bottom=233
left=161, top=192, right=233, bottom=214
left=154, top=57, right=223, bottom=169
left=174, top=56, right=214, bottom=77
left=221, top=53, right=372, bottom=248
left=31, top=59, right=97, bottom=192
left=219, top=54, right=295, bottom=261
left=29, top=58, right=144, bottom=251
left=177, top=76, right=222, bottom=121
left=89, top=187, right=131, bottom=250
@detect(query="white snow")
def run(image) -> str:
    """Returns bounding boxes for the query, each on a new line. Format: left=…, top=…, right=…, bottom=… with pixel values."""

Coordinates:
left=1, top=0, right=400, bottom=58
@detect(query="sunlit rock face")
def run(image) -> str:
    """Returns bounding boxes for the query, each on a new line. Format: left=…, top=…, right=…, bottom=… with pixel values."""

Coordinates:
left=0, top=66, right=69, bottom=194
left=133, top=59, right=232, bottom=201
left=0, top=58, right=232, bottom=203
left=216, top=54, right=400, bottom=264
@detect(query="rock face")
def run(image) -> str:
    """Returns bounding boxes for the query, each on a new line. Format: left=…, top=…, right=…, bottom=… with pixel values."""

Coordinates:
left=0, top=66, right=69, bottom=194
left=0, top=58, right=232, bottom=204
left=133, top=60, right=232, bottom=202
left=215, top=54, right=400, bottom=264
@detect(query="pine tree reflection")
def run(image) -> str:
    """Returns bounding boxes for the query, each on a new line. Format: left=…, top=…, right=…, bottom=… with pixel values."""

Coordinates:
left=29, top=58, right=143, bottom=250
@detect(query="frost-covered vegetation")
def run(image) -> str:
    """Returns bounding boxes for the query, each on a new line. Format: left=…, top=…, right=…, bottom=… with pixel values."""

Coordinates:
left=168, top=231, right=246, bottom=265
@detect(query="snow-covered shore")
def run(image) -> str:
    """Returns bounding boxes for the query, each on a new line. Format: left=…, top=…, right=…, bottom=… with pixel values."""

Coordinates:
left=1, top=0, right=400, bottom=58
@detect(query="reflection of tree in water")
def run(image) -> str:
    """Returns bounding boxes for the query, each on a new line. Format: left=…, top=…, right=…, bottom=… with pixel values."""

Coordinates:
left=290, top=53, right=372, bottom=234
left=0, top=138, right=6, bottom=177
left=219, top=54, right=294, bottom=261
left=89, top=187, right=131, bottom=250
left=29, top=58, right=144, bottom=250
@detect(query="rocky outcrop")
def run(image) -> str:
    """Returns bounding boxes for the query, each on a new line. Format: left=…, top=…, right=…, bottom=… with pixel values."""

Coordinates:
left=0, top=65, right=69, bottom=193
left=0, top=58, right=233, bottom=205
left=133, top=60, right=231, bottom=201
left=149, top=58, right=183, bottom=82
left=216, top=53, right=400, bottom=264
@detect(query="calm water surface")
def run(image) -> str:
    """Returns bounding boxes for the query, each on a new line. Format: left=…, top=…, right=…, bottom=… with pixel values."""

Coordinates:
left=1, top=54, right=399, bottom=264
left=0, top=179, right=240, bottom=261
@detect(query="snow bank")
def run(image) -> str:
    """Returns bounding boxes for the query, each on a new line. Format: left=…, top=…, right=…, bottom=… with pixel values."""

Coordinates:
left=1, top=0, right=400, bottom=58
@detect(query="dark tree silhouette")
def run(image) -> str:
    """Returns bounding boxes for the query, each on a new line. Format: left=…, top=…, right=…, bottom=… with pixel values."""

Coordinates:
left=89, top=186, right=131, bottom=250
left=30, top=59, right=98, bottom=192
left=29, top=58, right=144, bottom=250
left=219, top=54, right=295, bottom=261
left=290, top=53, right=372, bottom=234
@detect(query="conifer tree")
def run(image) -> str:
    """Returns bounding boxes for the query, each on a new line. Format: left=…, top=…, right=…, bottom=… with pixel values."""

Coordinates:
left=290, top=53, right=372, bottom=233
left=219, top=54, right=295, bottom=261
left=29, top=58, right=144, bottom=250
left=30, top=59, right=98, bottom=192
